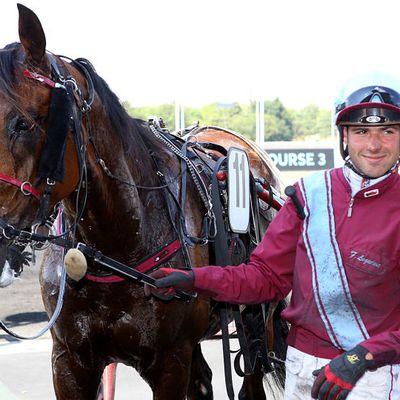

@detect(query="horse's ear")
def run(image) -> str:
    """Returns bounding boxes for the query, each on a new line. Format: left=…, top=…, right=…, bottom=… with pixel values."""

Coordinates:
left=17, top=3, right=46, bottom=65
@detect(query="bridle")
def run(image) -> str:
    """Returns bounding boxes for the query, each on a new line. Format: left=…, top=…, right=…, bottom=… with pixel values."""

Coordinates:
left=0, top=55, right=93, bottom=340
left=0, top=53, right=93, bottom=247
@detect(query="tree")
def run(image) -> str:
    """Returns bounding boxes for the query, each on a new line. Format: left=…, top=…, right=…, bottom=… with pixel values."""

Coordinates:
left=122, top=99, right=331, bottom=142
left=123, top=102, right=175, bottom=129
left=264, top=98, right=295, bottom=141
left=291, top=104, right=331, bottom=140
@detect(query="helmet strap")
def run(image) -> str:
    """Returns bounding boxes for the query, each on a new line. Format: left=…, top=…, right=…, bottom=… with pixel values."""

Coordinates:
left=344, top=159, right=399, bottom=180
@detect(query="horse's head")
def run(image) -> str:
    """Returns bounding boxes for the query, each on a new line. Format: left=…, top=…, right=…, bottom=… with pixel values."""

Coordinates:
left=0, top=4, right=85, bottom=285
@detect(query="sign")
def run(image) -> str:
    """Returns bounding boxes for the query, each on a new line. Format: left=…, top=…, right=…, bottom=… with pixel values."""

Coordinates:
left=227, top=148, right=250, bottom=233
left=267, top=148, right=335, bottom=171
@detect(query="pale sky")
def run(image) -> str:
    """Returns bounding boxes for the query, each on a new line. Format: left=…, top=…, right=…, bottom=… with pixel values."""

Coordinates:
left=0, top=0, right=399, bottom=109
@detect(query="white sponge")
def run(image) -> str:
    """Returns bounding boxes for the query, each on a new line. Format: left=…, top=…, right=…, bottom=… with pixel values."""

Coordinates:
left=64, top=248, right=88, bottom=281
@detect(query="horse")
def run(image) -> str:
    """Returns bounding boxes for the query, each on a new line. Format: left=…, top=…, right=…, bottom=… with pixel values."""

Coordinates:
left=0, top=4, right=287, bottom=399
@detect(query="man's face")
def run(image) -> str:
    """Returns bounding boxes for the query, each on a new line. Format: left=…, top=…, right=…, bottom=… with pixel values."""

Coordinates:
left=343, top=125, right=400, bottom=178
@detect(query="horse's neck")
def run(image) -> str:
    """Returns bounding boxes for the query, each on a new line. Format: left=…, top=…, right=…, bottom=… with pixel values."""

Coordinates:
left=65, top=122, right=176, bottom=259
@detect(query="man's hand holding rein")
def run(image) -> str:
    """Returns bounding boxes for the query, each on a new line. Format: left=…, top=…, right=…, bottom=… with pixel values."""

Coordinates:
left=144, top=268, right=195, bottom=300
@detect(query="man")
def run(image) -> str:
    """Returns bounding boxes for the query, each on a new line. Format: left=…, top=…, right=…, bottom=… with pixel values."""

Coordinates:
left=145, top=77, right=400, bottom=399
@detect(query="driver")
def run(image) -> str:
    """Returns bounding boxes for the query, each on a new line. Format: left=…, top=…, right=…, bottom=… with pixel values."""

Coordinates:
left=145, top=73, right=400, bottom=399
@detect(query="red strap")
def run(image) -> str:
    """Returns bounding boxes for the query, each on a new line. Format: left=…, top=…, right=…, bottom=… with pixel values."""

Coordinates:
left=85, top=275, right=124, bottom=283
left=0, top=173, right=40, bottom=199
left=85, top=239, right=182, bottom=283
left=135, top=239, right=181, bottom=273
left=22, top=70, right=57, bottom=88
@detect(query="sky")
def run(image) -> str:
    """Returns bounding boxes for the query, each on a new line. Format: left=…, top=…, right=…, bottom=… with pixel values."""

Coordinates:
left=1, top=0, right=400, bottom=110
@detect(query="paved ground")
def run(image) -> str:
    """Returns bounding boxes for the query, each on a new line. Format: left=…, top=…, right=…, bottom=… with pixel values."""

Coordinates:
left=0, top=258, right=283, bottom=399
left=0, top=337, right=260, bottom=400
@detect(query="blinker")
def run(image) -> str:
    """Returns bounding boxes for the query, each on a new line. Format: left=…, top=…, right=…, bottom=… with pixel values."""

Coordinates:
left=37, top=85, right=72, bottom=183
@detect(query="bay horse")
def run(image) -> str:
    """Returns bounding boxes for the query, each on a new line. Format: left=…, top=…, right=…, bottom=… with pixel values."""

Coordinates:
left=0, top=4, right=286, bottom=399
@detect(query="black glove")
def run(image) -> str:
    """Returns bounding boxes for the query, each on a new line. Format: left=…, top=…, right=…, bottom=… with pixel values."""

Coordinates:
left=311, top=345, right=374, bottom=400
left=144, top=268, right=195, bottom=301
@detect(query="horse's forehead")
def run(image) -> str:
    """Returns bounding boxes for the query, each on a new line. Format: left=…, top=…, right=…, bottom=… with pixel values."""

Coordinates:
left=0, top=99, right=12, bottom=117
left=0, top=82, right=50, bottom=116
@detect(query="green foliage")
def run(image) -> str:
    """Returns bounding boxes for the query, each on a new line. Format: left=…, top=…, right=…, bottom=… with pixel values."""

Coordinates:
left=123, top=99, right=331, bottom=141
left=291, top=104, right=331, bottom=140
left=122, top=101, right=176, bottom=128
left=185, top=103, right=255, bottom=140
left=264, top=99, right=295, bottom=141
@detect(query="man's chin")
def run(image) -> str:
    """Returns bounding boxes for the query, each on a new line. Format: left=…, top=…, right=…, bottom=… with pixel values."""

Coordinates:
left=361, top=167, right=389, bottom=178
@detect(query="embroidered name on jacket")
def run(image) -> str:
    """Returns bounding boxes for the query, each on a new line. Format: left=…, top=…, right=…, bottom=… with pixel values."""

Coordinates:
left=299, top=170, right=369, bottom=350
left=350, top=251, right=381, bottom=268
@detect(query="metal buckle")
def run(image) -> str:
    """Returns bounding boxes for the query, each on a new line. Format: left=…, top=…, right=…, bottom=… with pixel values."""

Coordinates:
left=63, top=78, right=78, bottom=92
left=31, top=224, right=50, bottom=250
left=2, top=225, right=15, bottom=240
left=20, top=181, right=33, bottom=196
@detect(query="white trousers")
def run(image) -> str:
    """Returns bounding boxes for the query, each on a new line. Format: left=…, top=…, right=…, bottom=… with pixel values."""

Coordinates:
left=284, top=346, right=400, bottom=399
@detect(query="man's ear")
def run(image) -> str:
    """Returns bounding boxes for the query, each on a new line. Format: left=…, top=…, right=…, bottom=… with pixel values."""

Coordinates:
left=343, top=126, right=349, bottom=145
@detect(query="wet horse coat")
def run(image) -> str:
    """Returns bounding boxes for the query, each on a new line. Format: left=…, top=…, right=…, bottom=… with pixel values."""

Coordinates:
left=0, top=5, right=286, bottom=399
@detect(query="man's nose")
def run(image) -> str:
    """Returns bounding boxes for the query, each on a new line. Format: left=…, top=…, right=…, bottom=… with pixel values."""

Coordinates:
left=366, top=134, right=382, bottom=151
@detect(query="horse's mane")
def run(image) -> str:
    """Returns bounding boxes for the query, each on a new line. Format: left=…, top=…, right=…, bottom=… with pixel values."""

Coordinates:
left=75, top=60, right=162, bottom=155
left=0, top=43, right=22, bottom=101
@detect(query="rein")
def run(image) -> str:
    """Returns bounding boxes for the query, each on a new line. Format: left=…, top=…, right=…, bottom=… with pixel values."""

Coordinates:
left=0, top=208, right=67, bottom=340
left=0, top=217, right=194, bottom=303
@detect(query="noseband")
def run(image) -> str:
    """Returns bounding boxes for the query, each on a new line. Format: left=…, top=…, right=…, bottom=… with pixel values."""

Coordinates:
left=0, top=173, right=40, bottom=199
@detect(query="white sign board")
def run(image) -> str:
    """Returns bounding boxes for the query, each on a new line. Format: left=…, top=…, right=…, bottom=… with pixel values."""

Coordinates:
left=228, top=147, right=250, bottom=233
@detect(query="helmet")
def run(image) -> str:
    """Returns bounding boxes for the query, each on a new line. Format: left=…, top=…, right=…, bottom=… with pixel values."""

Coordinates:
left=334, top=72, right=400, bottom=159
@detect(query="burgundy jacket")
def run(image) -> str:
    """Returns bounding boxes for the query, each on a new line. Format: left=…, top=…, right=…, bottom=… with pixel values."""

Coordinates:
left=194, top=168, right=400, bottom=366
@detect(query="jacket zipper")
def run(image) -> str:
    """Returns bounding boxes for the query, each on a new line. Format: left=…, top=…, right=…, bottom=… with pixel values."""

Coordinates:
left=347, top=197, right=354, bottom=217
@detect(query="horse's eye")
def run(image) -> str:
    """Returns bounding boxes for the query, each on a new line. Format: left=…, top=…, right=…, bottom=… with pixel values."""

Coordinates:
left=14, top=118, right=30, bottom=133
left=7, top=116, right=34, bottom=147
